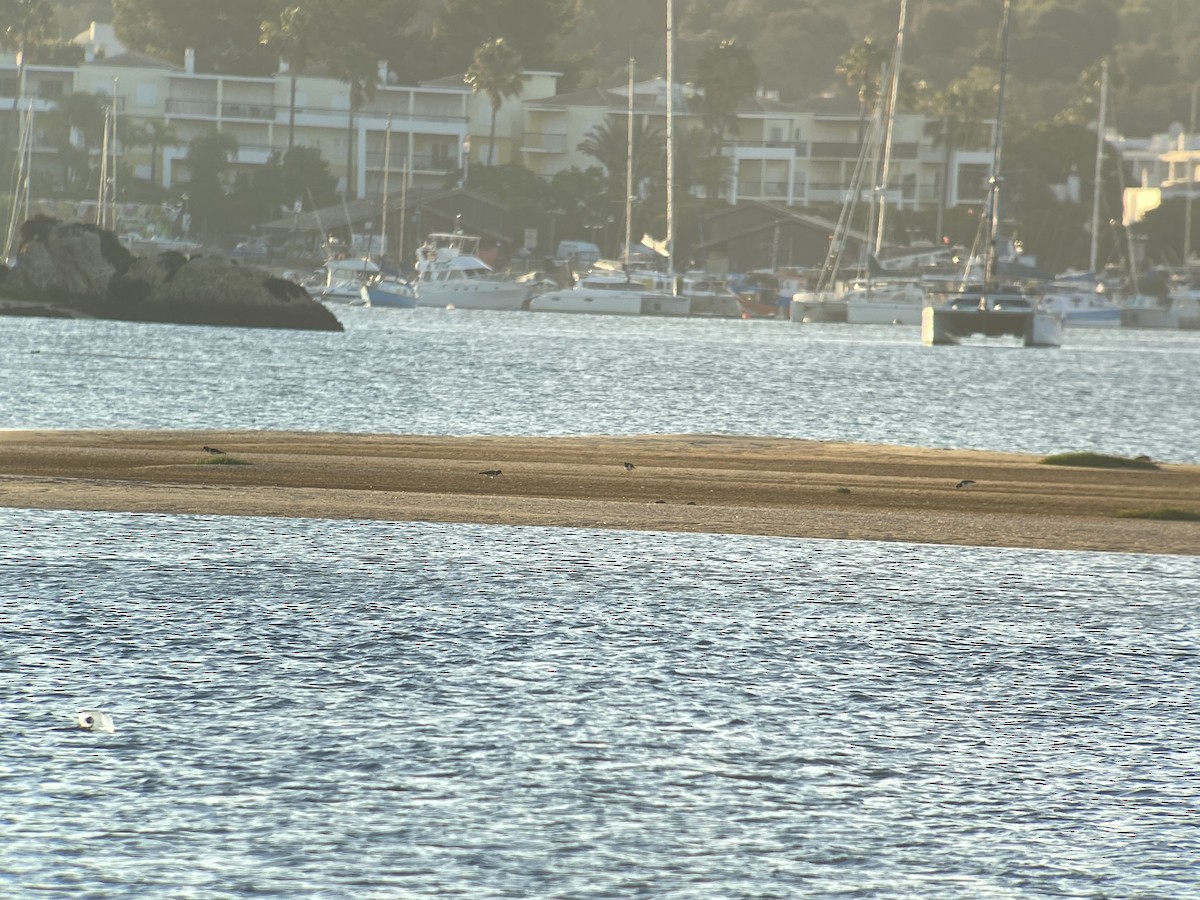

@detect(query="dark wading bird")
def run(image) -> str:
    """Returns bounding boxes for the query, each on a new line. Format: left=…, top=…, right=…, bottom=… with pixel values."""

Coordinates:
left=203, top=446, right=225, bottom=455
left=624, top=462, right=635, bottom=471
left=955, top=479, right=976, bottom=489
left=479, top=469, right=502, bottom=478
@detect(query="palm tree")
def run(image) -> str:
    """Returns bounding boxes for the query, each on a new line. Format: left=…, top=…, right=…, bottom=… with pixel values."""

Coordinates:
left=465, top=38, right=524, bottom=167
left=578, top=115, right=666, bottom=200
left=259, top=6, right=320, bottom=149
left=693, top=39, right=760, bottom=140
left=122, top=118, right=178, bottom=189
left=920, top=68, right=996, bottom=241
left=836, top=37, right=891, bottom=139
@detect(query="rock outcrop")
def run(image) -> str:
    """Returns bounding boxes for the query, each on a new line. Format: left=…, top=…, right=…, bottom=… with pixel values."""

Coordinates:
left=0, top=216, right=342, bottom=332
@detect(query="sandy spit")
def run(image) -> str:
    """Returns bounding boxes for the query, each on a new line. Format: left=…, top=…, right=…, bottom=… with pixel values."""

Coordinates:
left=1, top=430, right=1197, bottom=555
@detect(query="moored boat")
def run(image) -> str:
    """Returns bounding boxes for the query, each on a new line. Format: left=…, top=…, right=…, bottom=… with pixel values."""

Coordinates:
left=843, top=281, right=929, bottom=325
left=528, top=271, right=689, bottom=316
left=412, top=232, right=531, bottom=311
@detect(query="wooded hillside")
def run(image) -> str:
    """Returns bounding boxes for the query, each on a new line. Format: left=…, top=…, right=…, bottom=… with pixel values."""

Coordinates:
left=35, top=0, right=1200, bottom=134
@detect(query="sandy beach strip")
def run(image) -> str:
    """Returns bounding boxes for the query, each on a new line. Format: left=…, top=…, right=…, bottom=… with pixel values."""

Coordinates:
left=1, top=430, right=1197, bottom=555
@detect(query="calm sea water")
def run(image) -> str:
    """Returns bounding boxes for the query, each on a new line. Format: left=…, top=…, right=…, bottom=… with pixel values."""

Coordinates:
left=2, top=311, right=1199, bottom=896
left=2, top=308, right=1198, bottom=463
left=3, top=510, right=1198, bottom=898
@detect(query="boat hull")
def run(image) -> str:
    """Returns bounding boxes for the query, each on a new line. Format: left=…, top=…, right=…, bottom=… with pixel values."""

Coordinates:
left=790, top=292, right=846, bottom=323
left=413, top=285, right=530, bottom=311
left=365, top=283, right=417, bottom=309
left=529, top=289, right=689, bottom=316
left=922, top=305, right=1063, bottom=347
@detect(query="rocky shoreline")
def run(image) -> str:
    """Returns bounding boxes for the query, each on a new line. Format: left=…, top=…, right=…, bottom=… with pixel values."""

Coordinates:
left=0, top=217, right=340, bottom=331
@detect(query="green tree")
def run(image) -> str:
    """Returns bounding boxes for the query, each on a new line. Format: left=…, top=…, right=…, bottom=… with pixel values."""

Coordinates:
left=184, top=130, right=238, bottom=236
left=465, top=38, right=524, bottom=167
left=124, top=118, right=177, bottom=188
left=259, top=5, right=321, bottom=149
left=48, top=91, right=108, bottom=189
left=1, top=0, right=58, bottom=110
left=671, top=126, right=731, bottom=202
left=693, top=39, right=760, bottom=139
left=311, top=0, right=417, bottom=198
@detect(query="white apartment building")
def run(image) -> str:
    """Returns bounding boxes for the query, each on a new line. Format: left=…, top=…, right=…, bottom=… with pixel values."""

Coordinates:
left=23, top=27, right=1187, bottom=232
left=521, top=77, right=960, bottom=211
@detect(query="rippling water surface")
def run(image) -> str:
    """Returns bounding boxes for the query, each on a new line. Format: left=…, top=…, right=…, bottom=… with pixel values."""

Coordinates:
left=3, top=309, right=1199, bottom=462
left=3, top=510, right=1198, bottom=897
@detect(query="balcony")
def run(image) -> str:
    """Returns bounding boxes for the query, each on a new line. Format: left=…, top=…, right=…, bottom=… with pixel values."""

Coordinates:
left=736, top=180, right=792, bottom=199
left=221, top=101, right=275, bottom=121
left=362, top=150, right=458, bottom=173
left=521, top=132, right=568, bottom=153
left=166, top=97, right=219, bottom=118
left=728, top=139, right=808, bottom=158
left=809, top=142, right=863, bottom=160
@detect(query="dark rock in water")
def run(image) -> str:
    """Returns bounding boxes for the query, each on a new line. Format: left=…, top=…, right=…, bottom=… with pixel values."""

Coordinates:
left=1, top=216, right=341, bottom=332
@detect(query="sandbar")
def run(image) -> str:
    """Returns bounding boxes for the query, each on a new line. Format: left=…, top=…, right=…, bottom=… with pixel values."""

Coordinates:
left=1, top=430, right=1197, bottom=555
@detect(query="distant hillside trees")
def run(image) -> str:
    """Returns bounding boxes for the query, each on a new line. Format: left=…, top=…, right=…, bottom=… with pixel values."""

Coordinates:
left=112, top=0, right=276, bottom=74
left=432, top=0, right=579, bottom=74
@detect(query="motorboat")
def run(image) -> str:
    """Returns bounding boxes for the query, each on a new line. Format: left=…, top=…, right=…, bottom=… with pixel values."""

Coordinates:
left=412, top=232, right=531, bottom=310
left=679, top=272, right=743, bottom=318
left=1034, top=282, right=1122, bottom=327
left=364, top=273, right=416, bottom=309
left=1120, top=289, right=1200, bottom=329
left=528, top=271, right=689, bottom=316
left=314, top=258, right=376, bottom=305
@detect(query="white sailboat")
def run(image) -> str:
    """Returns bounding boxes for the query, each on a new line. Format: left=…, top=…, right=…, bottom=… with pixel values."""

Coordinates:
left=842, top=0, right=935, bottom=326
left=530, top=56, right=687, bottom=317
left=921, top=0, right=1063, bottom=347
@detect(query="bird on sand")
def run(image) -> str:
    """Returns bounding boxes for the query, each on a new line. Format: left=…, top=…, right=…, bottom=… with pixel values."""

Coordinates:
left=623, top=462, right=635, bottom=471
left=479, top=469, right=502, bottom=478
left=955, top=479, right=976, bottom=489
left=202, top=446, right=225, bottom=455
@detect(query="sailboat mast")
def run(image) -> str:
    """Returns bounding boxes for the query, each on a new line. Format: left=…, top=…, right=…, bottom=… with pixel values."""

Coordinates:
left=874, top=0, right=908, bottom=256
left=110, top=77, right=118, bottom=232
left=984, top=0, right=1012, bottom=287
left=4, top=101, right=32, bottom=262
left=399, top=132, right=409, bottom=268
left=380, top=114, right=392, bottom=265
left=97, top=108, right=111, bottom=229
left=665, top=0, right=675, bottom=289
left=22, top=103, right=33, bottom=223
left=624, top=57, right=634, bottom=272
left=1185, top=83, right=1197, bottom=267
left=1089, top=60, right=1108, bottom=274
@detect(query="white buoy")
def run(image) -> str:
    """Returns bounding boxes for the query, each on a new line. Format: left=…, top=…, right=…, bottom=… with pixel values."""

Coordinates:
left=77, top=710, right=115, bottom=733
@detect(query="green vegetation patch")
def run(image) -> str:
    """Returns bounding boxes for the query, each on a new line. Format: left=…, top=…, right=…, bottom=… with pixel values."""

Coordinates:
left=1114, top=506, right=1200, bottom=522
left=199, top=455, right=250, bottom=466
left=1039, top=452, right=1159, bottom=471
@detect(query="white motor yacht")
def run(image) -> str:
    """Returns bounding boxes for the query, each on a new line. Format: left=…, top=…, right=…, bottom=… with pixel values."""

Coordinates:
left=411, top=232, right=531, bottom=310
